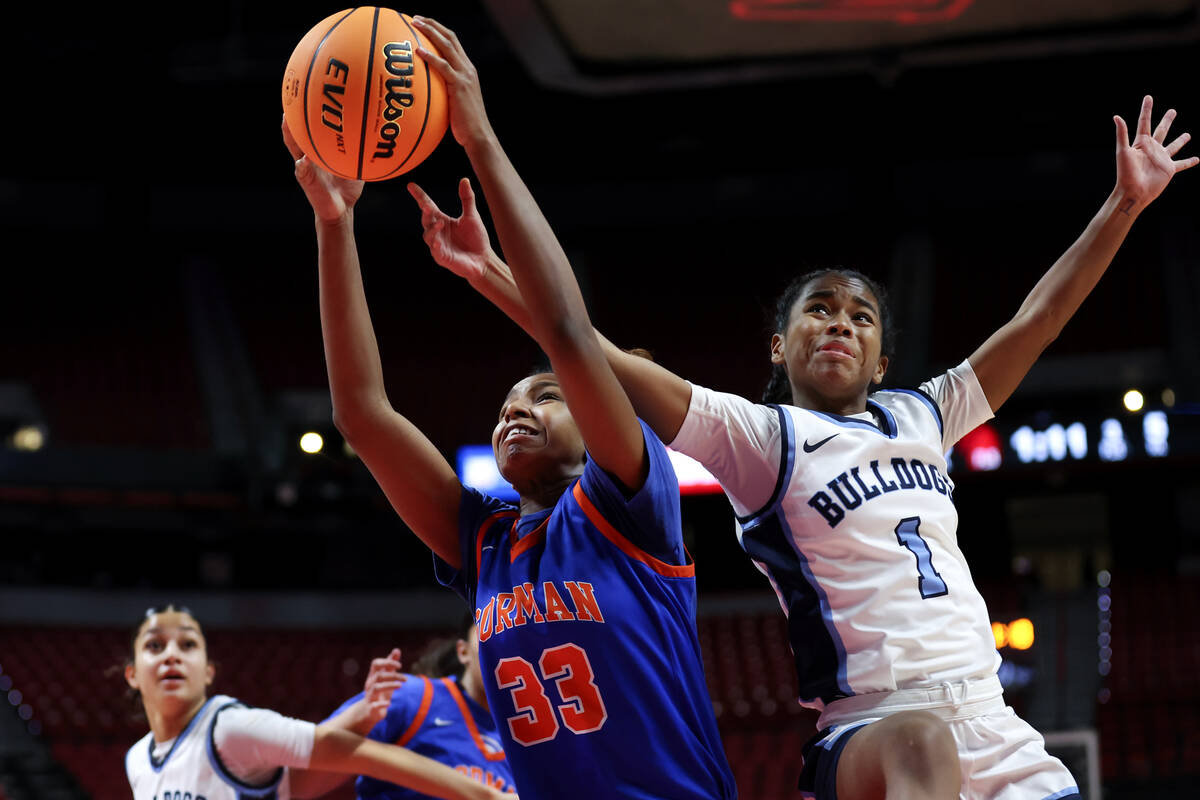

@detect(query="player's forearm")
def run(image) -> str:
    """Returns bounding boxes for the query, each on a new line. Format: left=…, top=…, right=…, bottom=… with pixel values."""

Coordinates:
left=461, top=134, right=594, bottom=347
left=309, top=728, right=500, bottom=800
left=315, top=214, right=393, bottom=437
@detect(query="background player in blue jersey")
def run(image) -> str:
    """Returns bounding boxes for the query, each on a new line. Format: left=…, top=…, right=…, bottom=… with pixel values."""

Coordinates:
left=290, top=614, right=517, bottom=799
left=425, top=92, right=1195, bottom=800
left=122, top=604, right=512, bottom=800
left=283, top=15, right=735, bottom=799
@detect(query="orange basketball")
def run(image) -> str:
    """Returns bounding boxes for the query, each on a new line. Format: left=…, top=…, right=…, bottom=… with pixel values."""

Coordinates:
left=281, top=8, right=449, bottom=181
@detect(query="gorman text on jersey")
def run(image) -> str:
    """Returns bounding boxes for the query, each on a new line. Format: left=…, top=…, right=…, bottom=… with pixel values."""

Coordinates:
left=476, top=580, right=605, bottom=642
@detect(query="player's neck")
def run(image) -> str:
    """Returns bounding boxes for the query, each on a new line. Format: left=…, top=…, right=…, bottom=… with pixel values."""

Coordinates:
left=791, top=385, right=870, bottom=417
left=146, top=695, right=207, bottom=744
left=461, top=670, right=489, bottom=711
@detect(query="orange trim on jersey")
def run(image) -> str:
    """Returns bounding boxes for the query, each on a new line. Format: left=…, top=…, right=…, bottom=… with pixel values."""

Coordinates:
left=508, top=516, right=549, bottom=562
left=571, top=482, right=695, bottom=578
left=441, top=678, right=508, bottom=762
left=395, top=676, right=434, bottom=747
left=475, top=510, right=519, bottom=578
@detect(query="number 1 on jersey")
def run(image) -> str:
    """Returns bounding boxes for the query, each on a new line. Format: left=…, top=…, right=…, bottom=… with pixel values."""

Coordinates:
left=894, top=516, right=948, bottom=598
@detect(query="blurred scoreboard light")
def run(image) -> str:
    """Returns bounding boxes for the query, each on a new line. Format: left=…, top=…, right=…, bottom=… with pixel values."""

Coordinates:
left=456, top=445, right=723, bottom=500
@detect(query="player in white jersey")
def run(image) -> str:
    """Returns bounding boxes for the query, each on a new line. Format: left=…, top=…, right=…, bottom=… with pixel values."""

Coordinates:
left=427, top=96, right=1195, bottom=799
left=122, top=604, right=513, bottom=800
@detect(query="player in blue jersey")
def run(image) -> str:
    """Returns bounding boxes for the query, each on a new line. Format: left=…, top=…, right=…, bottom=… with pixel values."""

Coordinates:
left=284, top=15, right=735, bottom=799
left=122, top=604, right=512, bottom=800
left=290, top=615, right=517, bottom=799
left=421, top=88, right=1195, bottom=800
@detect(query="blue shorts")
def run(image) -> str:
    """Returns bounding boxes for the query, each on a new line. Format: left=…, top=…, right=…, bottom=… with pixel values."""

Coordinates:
left=797, top=721, right=871, bottom=799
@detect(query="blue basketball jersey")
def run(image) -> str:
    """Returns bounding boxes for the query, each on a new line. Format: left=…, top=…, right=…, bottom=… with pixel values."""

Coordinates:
left=327, top=674, right=516, bottom=798
left=436, top=421, right=736, bottom=799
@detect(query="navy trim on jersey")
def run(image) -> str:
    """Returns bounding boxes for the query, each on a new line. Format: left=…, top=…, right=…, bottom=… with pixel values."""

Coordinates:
left=805, top=399, right=898, bottom=438
left=739, top=506, right=851, bottom=702
left=1039, top=790, right=1081, bottom=800
left=735, top=404, right=794, bottom=526
left=878, top=388, right=944, bottom=437
left=205, top=701, right=285, bottom=796
left=148, top=695, right=218, bottom=772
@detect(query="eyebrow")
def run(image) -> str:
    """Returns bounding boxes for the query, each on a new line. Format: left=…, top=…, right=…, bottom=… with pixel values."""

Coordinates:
left=141, top=626, right=200, bottom=638
left=499, top=379, right=561, bottom=412
left=805, top=289, right=879, bottom=317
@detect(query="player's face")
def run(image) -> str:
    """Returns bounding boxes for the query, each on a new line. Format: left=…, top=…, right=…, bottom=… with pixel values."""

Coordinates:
left=125, top=611, right=214, bottom=715
left=771, top=274, right=888, bottom=407
left=492, top=373, right=586, bottom=491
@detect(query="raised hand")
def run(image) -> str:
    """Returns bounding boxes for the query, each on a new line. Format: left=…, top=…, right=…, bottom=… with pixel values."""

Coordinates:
left=1114, top=95, right=1197, bottom=213
left=408, top=178, right=496, bottom=282
left=362, top=648, right=405, bottom=729
left=282, top=117, right=364, bottom=223
left=410, top=16, right=494, bottom=151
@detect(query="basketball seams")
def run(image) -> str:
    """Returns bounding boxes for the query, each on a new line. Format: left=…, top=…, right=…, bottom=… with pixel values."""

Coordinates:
left=286, top=6, right=447, bottom=181
left=354, top=7, right=382, bottom=181
left=301, top=7, right=359, bottom=175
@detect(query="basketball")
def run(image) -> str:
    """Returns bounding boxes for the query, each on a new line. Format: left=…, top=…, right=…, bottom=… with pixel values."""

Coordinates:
left=281, top=7, right=449, bottom=181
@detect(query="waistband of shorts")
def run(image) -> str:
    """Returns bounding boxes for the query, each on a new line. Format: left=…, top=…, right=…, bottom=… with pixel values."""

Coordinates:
left=818, top=675, right=1005, bottom=728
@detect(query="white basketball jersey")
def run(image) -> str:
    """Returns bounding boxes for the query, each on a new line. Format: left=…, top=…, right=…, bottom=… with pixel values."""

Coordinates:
left=125, top=695, right=290, bottom=800
left=673, top=361, right=1001, bottom=711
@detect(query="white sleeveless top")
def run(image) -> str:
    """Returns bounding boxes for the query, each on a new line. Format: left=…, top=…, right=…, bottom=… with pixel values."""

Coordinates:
left=125, top=695, right=314, bottom=800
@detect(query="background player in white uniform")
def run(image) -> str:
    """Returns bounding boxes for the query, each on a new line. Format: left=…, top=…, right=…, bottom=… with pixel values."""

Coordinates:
left=431, top=96, right=1195, bottom=799
left=123, top=605, right=512, bottom=800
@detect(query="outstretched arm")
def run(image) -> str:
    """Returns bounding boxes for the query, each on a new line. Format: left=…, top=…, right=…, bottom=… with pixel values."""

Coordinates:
left=288, top=649, right=406, bottom=798
left=307, top=726, right=511, bottom=800
left=410, top=17, right=650, bottom=489
left=969, top=96, right=1196, bottom=411
left=284, top=120, right=464, bottom=567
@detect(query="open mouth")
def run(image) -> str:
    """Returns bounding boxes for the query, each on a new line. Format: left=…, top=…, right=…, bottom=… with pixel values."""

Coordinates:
left=504, top=424, right=538, bottom=442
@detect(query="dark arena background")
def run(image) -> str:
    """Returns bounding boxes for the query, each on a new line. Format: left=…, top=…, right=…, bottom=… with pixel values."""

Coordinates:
left=2, top=1, right=1199, bottom=798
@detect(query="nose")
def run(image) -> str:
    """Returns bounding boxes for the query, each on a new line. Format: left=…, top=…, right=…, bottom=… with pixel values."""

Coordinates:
left=826, top=312, right=852, bottom=335
left=502, top=400, right=531, bottom=422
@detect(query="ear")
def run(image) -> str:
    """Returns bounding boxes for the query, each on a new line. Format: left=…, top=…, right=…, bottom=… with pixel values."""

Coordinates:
left=205, top=661, right=215, bottom=687
left=873, top=355, right=889, bottom=385
left=456, top=639, right=470, bottom=666
left=124, top=663, right=139, bottom=691
left=770, top=333, right=786, bottom=365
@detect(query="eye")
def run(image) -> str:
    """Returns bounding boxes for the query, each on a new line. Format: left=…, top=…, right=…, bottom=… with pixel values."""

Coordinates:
left=145, top=639, right=164, bottom=652
left=853, top=312, right=874, bottom=324
left=536, top=391, right=561, bottom=403
left=806, top=303, right=829, bottom=315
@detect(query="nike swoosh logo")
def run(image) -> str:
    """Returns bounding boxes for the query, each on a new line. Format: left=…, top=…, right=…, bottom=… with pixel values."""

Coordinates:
left=482, top=545, right=495, bottom=551
left=433, top=717, right=455, bottom=726
left=802, top=434, right=840, bottom=453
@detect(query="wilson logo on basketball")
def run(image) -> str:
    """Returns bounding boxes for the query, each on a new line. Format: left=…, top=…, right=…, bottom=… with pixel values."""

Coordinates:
left=373, top=41, right=417, bottom=160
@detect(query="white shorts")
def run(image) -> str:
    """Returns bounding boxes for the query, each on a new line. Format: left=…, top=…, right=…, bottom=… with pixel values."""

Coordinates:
left=800, top=676, right=1080, bottom=800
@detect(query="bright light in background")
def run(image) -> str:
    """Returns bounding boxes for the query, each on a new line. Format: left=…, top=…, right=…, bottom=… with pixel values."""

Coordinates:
left=299, top=432, right=324, bottom=454
left=1162, top=388, right=1176, bottom=408
left=1122, top=389, right=1144, bottom=413
left=992, top=618, right=1035, bottom=650
left=666, top=449, right=722, bottom=494
left=11, top=426, right=45, bottom=452
left=1008, top=618, right=1035, bottom=650
left=1143, top=410, right=1169, bottom=457
left=959, top=423, right=1001, bottom=471
left=456, top=444, right=721, bottom=501
left=1097, top=419, right=1128, bottom=462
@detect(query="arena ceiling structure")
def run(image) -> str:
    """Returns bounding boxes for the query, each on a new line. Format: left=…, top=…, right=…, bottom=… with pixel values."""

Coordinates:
left=482, top=0, right=1199, bottom=93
